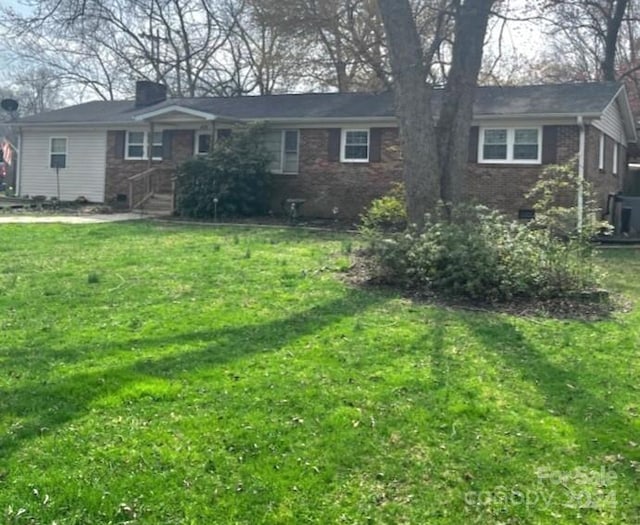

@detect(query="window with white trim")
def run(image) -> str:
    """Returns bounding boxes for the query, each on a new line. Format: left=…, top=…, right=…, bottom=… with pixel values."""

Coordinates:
left=195, top=129, right=233, bottom=156
left=195, top=132, right=211, bottom=155
left=125, top=131, right=162, bottom=160
left=598, top=132, right=605, bottom=171
left=150, top=131, right=163, bottom=159
left=50, top=137, right=67, bottom=168
left=342, top=129, right=369, bottom=162
left=264, top=129, right=299, bottom=173
left=126, top=131, right=145, bottom=159
left=613, top=142, right=618, bottom=174
left=283, top=130, right=299, bottom=173
left=479, top=127, right=541, bottom=164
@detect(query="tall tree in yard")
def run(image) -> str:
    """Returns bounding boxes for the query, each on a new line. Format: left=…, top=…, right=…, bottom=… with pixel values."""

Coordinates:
left=376, top=0, right=496, bottom=225
left=542, top=0, right=631, bottom=82
left=534, top=1, right=640, bottom=111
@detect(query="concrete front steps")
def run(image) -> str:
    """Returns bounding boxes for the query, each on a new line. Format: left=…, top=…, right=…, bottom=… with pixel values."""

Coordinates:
left=134, top=193, right=173, bottom=216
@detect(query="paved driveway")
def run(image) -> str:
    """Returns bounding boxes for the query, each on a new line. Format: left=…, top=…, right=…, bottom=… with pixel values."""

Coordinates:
left=0, top=213, right=146, bottom=224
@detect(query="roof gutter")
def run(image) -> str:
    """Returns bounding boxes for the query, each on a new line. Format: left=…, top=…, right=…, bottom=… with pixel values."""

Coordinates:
left=475, top=112, right=601, bottom=121
left=15, top=111, right=605, bottom=128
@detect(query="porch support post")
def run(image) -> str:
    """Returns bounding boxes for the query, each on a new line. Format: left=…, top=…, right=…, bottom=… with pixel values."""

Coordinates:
left=148, top=121, right=154, bottom=168
left=210, top=120, right=217, bottom=153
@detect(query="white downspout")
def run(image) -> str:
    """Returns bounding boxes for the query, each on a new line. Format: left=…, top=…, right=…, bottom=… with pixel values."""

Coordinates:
left=15, top=129, right=22, bottom=197
left=577, top=116, right=586, bottom=233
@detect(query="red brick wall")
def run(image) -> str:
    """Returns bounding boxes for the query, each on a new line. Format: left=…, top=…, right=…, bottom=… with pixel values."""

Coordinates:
left=465, top=126, right=580, bottom=215
left=269, top=128, right=403, bottom=219
left=104, top=124, right=621, bottom=219
left=104, top=129, right=194, bottom=205
left=276, top=125, right=598, bottom=220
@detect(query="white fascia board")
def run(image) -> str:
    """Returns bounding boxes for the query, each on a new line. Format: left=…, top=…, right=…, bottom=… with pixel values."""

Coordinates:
left=18, top=121, right=138, bottom=128
left=473, top=112, right=601, bottom=122
left=244, top=117, right=397, bottom=129
left=18, top=112, right=606, bottom=130
left=133, top=105, right=218, bottom=121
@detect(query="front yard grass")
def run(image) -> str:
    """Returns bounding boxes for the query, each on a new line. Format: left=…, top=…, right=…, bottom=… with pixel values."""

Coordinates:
left=0, top=221, right=638, bottom=524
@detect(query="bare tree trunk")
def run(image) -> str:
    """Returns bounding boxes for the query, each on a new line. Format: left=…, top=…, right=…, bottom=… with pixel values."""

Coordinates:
left=437, top=0, right=495, bottom=204
left=378, top=0, right=495, bottom=224
left=376, top=0, right=439, bottom=227
left=602, top=0, right=629, bottom=80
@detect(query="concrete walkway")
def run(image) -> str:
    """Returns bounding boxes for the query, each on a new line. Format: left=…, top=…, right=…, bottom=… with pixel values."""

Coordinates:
left=0, top=213, right=145, bottom=224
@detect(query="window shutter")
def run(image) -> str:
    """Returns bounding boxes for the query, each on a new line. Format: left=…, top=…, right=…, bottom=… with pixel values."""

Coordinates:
left=603, top=135, right=610, bottom=173
left=328, top=128, right=341, bottom=162
left=114, top=130, right=126, bottom=159
left=370, top=128, right=383, bottom=163
left=162, top=130, right=173, bottom=160
left=187, top=130, right=195, bottom=153
left=468, top=126, right=479, bottom=163
left=542, top=126, right=558, bottom=165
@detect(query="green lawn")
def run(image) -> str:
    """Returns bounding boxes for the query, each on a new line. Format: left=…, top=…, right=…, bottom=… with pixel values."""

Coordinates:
left=0, top=221, right=639, bottom=524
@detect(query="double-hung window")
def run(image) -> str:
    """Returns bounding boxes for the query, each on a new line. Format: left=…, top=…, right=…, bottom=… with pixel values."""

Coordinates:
left=480, top=127, right=541, bottom=164
left=50, top=137, right=67, bottom=168
left=342, top=129, right=369, bottom=162
left=126, top=131, right=162, bottom=160
left=150, top=131, right=163, bottom=159
left=265, top=129, right=300, bottom=174
left=194, top=129, right=232, bottom=156
left=282, top=130, right=299, bottom=173
left=195, top=132, right=211, bottom=156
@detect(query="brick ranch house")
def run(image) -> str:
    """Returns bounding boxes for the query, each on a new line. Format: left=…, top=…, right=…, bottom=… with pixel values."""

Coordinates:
left=14, top=81, right=637, bottom=219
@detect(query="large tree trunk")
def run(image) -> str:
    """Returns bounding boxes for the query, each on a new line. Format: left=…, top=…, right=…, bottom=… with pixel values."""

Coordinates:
left=602, top=0, right=629, bottom=81
left=377, top=0, right=496, bottom=224
left=437, top=0, right=495, bottom=204
left=376, top=0, right=439, bottom=226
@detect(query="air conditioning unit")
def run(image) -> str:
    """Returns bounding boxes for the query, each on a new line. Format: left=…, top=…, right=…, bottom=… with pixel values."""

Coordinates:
left=608, top=193, right=640, bottom=236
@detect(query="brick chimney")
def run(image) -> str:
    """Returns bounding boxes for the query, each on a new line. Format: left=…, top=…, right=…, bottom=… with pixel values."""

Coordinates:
left=135, top=80, right=167, bottom=108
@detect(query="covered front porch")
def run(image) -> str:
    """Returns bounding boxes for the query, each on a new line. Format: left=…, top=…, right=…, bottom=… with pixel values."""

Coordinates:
left=115, top=104, right=240, bottom=214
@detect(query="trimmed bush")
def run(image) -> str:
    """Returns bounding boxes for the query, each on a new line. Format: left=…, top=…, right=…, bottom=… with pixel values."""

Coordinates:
left=175, top=125, right=271, bottom=218
left=361, top=203, right=602, bottom=302
left=360, top=182, right=407, bottom=233
left=525, top=158, right=611, bottom=240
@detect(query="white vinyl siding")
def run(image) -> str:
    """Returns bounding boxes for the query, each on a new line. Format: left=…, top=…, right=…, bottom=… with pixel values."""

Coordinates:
left=265, top=130, right=299, bottom=174
left=593, top=99, right=626, bottom=144
left=594, top=101, right=626, bottom=176
left=479, top=127, right=541, bottom=164
left=20, top=128, right=106, bottom=202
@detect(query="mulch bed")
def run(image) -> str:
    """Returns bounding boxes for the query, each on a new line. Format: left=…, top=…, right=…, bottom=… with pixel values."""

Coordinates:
left=344, top=255, right=629, bottom=321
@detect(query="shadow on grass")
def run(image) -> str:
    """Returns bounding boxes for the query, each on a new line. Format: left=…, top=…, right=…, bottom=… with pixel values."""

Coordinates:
left=459, top=313, right=639, bottom=463
left=0, top=291, right=387, bottom=462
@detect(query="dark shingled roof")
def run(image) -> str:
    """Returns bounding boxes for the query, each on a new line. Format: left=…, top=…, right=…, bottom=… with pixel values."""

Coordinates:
left=18, top=82, right=623, bottom=125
